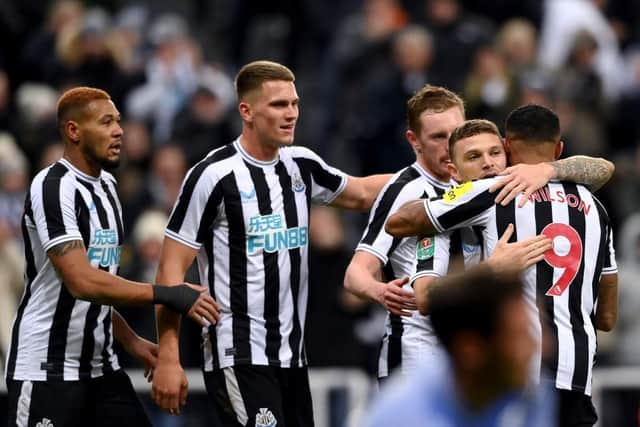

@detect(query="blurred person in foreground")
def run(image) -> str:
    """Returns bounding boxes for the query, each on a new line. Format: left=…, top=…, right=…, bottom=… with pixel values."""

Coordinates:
left=363, top=265, right=556, bottom=427
left=5, top=87, right=219, bottom=426
left=151, top=60, right=391, bottom=425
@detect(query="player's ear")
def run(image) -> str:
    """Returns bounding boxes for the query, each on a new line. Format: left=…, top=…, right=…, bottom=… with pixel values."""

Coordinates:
left=406, top=130, right=421, bottom=153
left=65, top=120, right=81, bottom=144
left=238, top=101, right=252, bottom=123
left=447, top=162, right=462, bottom=182
left=554, top=140, right=564, bottom=160
left=503, top=137, right=511, bottom=154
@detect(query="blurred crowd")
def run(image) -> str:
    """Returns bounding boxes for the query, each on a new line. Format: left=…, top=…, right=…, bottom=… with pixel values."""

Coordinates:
left=2, top=0, right=640, bottom=406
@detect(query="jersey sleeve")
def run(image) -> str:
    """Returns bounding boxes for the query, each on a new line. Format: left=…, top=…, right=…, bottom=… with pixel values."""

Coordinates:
left=33, top=172, right=83, bottom=253
left=291, top=147, right=347, bottom=204
left=601, top=228, right=618, bottom=275
left=356, top=173, right=422, bottom=264
left=165, top=163, right=223, bottom=250
left=410, top=232, right=451, bottom=284
left=425, top=179, right=498, bottom=233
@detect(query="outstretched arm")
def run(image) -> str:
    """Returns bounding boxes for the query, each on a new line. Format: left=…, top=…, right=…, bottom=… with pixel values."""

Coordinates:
left=330, top=174, right=391, bottom=211
left=384, top=200, right=438, bottom=237
left=491, top=156, right=615, bottom=207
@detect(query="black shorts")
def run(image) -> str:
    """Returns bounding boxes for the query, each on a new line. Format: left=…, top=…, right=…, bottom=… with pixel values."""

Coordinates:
left=204, top=365, right=314, bottom=427
left=6, top=370, right=151, bottom=427
left=557, top=389, right=598, bottom=427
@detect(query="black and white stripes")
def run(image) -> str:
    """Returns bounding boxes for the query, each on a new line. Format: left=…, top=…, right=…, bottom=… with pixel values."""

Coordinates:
left=425, top=178, right=617, bottom=395
left=166, top=139, right=347, bottom=370
left=6, top=158, right=122, bottom=381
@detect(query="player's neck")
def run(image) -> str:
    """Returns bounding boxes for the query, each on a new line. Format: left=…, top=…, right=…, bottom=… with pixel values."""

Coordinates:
left=239, top=133, right=279, bottom=162
left=63, top=148, right=101, bottom=177
left=416, top=158, right=450, bottom=183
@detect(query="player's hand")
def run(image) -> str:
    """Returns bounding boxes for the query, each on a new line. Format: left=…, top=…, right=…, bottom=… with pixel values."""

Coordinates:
left=124, top=336, right=158, bottom=382
left=489, top=163, right=555, bottom=207
left=380, top=277, right=416, bottom=317
left=488, top=224, right=552, bottom=273
left=184, top=284, right=220, bottom=327
left=152, top=359, right=189, bottom=415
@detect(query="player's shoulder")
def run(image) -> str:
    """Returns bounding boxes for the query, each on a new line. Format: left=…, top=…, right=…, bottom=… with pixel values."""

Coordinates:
left=280, top=144, right=320, bottom=161
left=188, top=142, right=240, bottom=178
left=101, top=170, right=117, bottom=185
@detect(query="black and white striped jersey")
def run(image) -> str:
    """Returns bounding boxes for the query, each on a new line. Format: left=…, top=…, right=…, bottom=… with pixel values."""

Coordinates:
left=6, top=158, right=123, bottom=381
left=424, top=178, right=617, bottom=395
left=355, top=163, right=477, bottom=377
left=166, top=139, right=347, bottom=370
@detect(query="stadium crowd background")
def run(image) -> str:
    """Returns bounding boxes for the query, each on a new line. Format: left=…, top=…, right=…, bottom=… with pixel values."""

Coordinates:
left=2, top=0, right=640, bottom=425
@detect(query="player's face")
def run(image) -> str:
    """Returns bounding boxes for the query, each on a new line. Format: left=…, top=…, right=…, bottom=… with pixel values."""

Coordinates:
left=448, top=132, right=506, bottom=182
left=250, top=80, right=299, bottom=149
left=409, top=107, right=464, bottom=181
left=491, top=298, right=536, bottom=389
left=79, top=99, right=123, bottom=170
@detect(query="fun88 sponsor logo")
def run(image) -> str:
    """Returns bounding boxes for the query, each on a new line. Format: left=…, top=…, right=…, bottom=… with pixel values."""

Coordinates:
left=246, top=213, right=308, bottom=254
left=87, top=229, right=121, bottom=267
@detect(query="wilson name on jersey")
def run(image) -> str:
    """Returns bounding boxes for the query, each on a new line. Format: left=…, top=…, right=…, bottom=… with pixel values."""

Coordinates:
left=425, top=178, right=617, bottom=395
left=7, top=159, right=123, bottom=381
left=166, top=140, right=347, bottom=370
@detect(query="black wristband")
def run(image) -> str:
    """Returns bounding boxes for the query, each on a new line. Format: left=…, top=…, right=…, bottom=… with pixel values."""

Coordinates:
left=152, top=284, right=200, bottom=314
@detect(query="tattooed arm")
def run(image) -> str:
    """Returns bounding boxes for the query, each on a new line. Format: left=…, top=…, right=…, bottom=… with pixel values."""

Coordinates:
left=47, top=240, right=218, bottom=327
left=47, top=239, right=155, bottom=305
left=549, top=156, right=615, bottom=191
left=490, top=156, right=615, bottom=206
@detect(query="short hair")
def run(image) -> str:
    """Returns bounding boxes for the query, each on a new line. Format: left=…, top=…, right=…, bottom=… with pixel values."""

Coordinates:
left=448, top=119, right=501, bottom=158
left=235, top=60, right=295, bottom=100
left=57, top=86, right=111, bottom=130
left=406, top=85, right=465, bottom=134
left=505, top=104, right=560, bottom=144
left=429, top=265, right=523, bottom=352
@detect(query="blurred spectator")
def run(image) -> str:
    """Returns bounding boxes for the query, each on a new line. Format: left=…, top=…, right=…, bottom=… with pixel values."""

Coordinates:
left=126, top=13, right=201, bottom=143
left=122, top=144, right=187, bottom=235
left=0, top=134, right=27, bottom=380
left=306, top=206, right=375, bottom=372
left=495, top=18, right=538, bottom=77
left=464, top=44, right=518, bottom=126
left=319, top=0, right=408, bottom=164
left=38, top=142, right=64, bottom=170
left=352, top=25, right=434, bottom=175
left=420, top=0, right=494, bottom=93
left=610, top=45, right=640, bottom=153
left=171, top=66, right=236, bottom=166
left=21, top=0, right=84, bottom=83
left=554, top=30, right=608, bottom=157
left=538, top=0, right=624, bottom=101
left=14, top=82, right=59, bottom=164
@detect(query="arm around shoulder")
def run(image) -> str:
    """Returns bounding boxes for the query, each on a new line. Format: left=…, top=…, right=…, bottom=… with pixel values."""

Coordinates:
left=331, top=174, right=391, bottom=211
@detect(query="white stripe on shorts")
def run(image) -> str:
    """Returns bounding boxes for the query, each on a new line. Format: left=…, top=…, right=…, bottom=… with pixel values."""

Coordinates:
left=223, top=367, right=248, bottom=425
left=16, top=381, right=33, bottom=427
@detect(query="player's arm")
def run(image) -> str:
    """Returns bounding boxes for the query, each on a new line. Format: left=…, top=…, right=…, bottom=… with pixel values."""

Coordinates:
left=344, top=251, right=413, bottom=316
left=330, top=174, right=392, bottom=211
left=385, top=200, right=437, bottom=237
left=595, top=273, right=618, bottom=331
left=47, top=240, right=216, bottom=323
left=491, top=156, right=615, bottom=207
left=112, top=309, right=158, bottom=382
left=152, top=237, right=206, bottom=414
